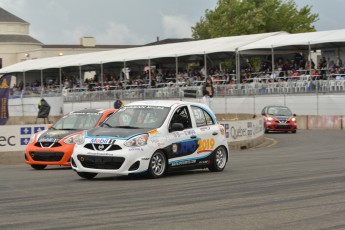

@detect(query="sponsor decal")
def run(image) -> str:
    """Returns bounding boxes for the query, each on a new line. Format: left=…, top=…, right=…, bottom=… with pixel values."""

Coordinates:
left=172, top=131, right=186, bottom=138
left=198, top=160, right=210, bottom=165
left=86, top=152, right=112, bottom=156
left=38, top=137, right=58, bottom=142
left=184, top=130, right=196, bottom=135
left=141, top=158, right=150, bottom=160
left=171, top=159, right=196, bottom=167
left=172, top=140, right=198, bottom=155
left=148, top=129, right=158, bottom=135
left=218, top=125, right=225, bottom=135
left=247, top=122, right=253, bottom=128
left=199, top=127, right=210, bottom=132
left=197, top=138, right=215, bottom=153
left=90, top=138, right=116, bottom=144
left=172, top=144, right=178, bottom=153
left=128, top=147, right=144, bottom=151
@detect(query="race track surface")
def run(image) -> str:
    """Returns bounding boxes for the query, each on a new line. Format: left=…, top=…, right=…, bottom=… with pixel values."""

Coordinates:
left=1, top=130, right=345, bottom=230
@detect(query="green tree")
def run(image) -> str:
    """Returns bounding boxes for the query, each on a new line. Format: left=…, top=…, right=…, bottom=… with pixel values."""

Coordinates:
left=192, top=0, right=319, bottom=39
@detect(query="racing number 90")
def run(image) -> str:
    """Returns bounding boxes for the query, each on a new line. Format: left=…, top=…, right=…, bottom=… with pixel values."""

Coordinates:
left=197, top=138, right=215, bottom=151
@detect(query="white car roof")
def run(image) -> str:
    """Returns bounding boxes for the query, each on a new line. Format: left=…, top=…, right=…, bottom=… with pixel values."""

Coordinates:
left=126, top=100, right=207, bottom=109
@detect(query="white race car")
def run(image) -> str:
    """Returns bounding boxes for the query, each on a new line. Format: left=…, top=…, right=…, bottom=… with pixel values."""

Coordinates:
left=71, top=100, right=229, bottom=179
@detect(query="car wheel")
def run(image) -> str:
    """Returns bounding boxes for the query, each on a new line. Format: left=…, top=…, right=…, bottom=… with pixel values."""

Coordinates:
left=209, top=146, right=227, bottom=172
left=148, top=151, right=167, bottom=179
left=292, top=130, right=297, bottom=133
left=31, top=164, right=47, bottom=170
left=77, top=172, right=97, bottom=180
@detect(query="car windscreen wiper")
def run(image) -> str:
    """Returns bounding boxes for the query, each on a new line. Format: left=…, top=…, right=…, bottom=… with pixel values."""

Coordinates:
left=102, top=122, right=114, bottom=128
left=113, top=125, right=140, bottom=129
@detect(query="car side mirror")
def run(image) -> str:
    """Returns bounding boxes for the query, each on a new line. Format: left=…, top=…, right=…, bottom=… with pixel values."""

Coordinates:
left=293, top=114, right=297, bottom=116
left=170, top=123, right=184, bottom=132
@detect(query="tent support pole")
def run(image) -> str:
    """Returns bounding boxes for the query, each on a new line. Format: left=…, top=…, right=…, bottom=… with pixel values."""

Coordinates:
left=40, top=69, right=43, bottom=97
left=204, top=52, right=207, bottom=78
left=236, top=49, right=240, bottom=84
left=22, top=71, right=26, bottom=103
left=175, top=56, right=178, bottom=81
left=79, top=65, right=82, bottom=88
left=59, top=67, right=62, bottom=89
left=100, top=63, right=104, bottom=88
left=271, top=47, right=275, bottom=76
left=148, top=59, right=151, bottom=87
left=123, top=60, right=126, bottom=81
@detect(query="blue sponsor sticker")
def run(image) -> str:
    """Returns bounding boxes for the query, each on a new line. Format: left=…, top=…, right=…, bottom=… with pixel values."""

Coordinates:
left=20, top=127, right=32, bottom=135
left=20, top=138, right=30, bottom=145
left=34, top=127, right=45, bottom=133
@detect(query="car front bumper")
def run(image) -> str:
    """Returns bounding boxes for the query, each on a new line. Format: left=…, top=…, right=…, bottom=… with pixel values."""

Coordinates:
left=25, top=143, right=74, bottom=166
left=71, top=144, right=152, bottom=175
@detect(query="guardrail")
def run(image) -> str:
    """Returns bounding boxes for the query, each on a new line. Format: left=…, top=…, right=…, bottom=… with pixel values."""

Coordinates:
left=9, top=79, right=345, bottom=102
left=62, top=79, right=345, bottom=102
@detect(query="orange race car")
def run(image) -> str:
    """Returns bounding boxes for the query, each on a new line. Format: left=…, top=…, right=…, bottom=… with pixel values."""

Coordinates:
left=25, top=108, right=116, bottom=170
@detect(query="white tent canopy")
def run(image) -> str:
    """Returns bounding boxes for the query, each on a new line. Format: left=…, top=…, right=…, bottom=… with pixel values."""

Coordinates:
left=0, top=32, right=283, bottom=73
left=239, top=29, right=345, bottom=51
left=2, top=29, right=345, bottom=74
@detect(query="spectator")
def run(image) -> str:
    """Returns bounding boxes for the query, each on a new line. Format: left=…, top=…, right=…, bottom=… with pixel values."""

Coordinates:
left=114, top=95, right=124, bottom=109
left=202, top=76, right=214, bottom=109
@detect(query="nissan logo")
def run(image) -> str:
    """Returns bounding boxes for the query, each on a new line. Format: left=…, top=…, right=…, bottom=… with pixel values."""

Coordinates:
left=98, top=144, right=104, bottom=150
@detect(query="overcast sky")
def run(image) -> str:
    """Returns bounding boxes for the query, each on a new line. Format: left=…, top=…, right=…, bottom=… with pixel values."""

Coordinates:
left=0, top=0, right=343, bottom=45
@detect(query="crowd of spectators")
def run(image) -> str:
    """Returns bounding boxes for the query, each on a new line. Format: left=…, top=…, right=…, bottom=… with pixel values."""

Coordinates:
left=9, top=53, right=345, bottom=98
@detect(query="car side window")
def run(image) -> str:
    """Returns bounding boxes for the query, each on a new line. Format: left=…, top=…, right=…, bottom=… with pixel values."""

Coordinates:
left=169, top=106, right=192, bottom=131
left=191, top=106, right=214, bottom=127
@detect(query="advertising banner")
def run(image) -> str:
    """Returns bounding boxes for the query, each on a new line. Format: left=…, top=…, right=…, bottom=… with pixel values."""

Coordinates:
left=0, top=74, right=12, bottom=125
left=219, top=117, right=264, bottom=142
left=0, top=125, right=48, bottom=152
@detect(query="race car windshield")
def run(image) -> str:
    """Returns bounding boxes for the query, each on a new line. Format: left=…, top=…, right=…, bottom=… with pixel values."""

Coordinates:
left=104, top=106, right=170, bottom=129
left=52, top=113, right=102, bottom=130
left=268, top=107, right=292, bottom=116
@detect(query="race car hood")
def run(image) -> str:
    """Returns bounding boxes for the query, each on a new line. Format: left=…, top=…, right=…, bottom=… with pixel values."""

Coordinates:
left=38, top=129, right=82, bottom=142
left=87, top=127, right=150, bottom=139
left=275, top=115, right=291, bottom=123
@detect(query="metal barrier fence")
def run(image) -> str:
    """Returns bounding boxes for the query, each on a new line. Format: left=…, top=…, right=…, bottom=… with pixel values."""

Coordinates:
left=10, top=79, right=345, bottom=101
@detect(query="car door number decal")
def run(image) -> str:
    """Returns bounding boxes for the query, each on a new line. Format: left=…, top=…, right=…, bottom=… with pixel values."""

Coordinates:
left=197, top=138, right=215, bottom=152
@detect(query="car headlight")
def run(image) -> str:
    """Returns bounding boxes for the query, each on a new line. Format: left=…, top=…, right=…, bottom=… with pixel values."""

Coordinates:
left=76, top=134, right=85, bottom=145
left=291, top=117, right=296, bottom=122
left=64, top=134, right=82, bottom=145
left=124, top=134, right=148, bottom=147
left=29, top=133, right=36, bottom=143
left=267, top=117, right=274, bottom=121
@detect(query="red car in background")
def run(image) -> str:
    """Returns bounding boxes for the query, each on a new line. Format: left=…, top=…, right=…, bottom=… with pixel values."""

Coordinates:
left=25, top=108, right=116, bottom=170
left=261, top=105, right=297, bottom=133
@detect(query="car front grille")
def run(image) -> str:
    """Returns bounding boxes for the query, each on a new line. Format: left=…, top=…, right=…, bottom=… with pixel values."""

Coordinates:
left=275, top=124, right=292, bottom=129
left=35, top=142, right=62, bottom=148
left=84, top=143, right=122, bottom=151
left=77, top=155, right=125, bottom=170
left=29, top=152, right=64, bottom=162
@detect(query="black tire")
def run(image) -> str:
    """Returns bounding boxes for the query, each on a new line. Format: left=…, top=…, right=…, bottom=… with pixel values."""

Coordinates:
left=208, top=146, right=228, bottom=172
left=148, top=151, right=167, bottom=179
left=292, top=130, right=297, bottom=133
left=77, top=172, right=97, bottom=180
left=31, top=164, right=47, bottom=170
